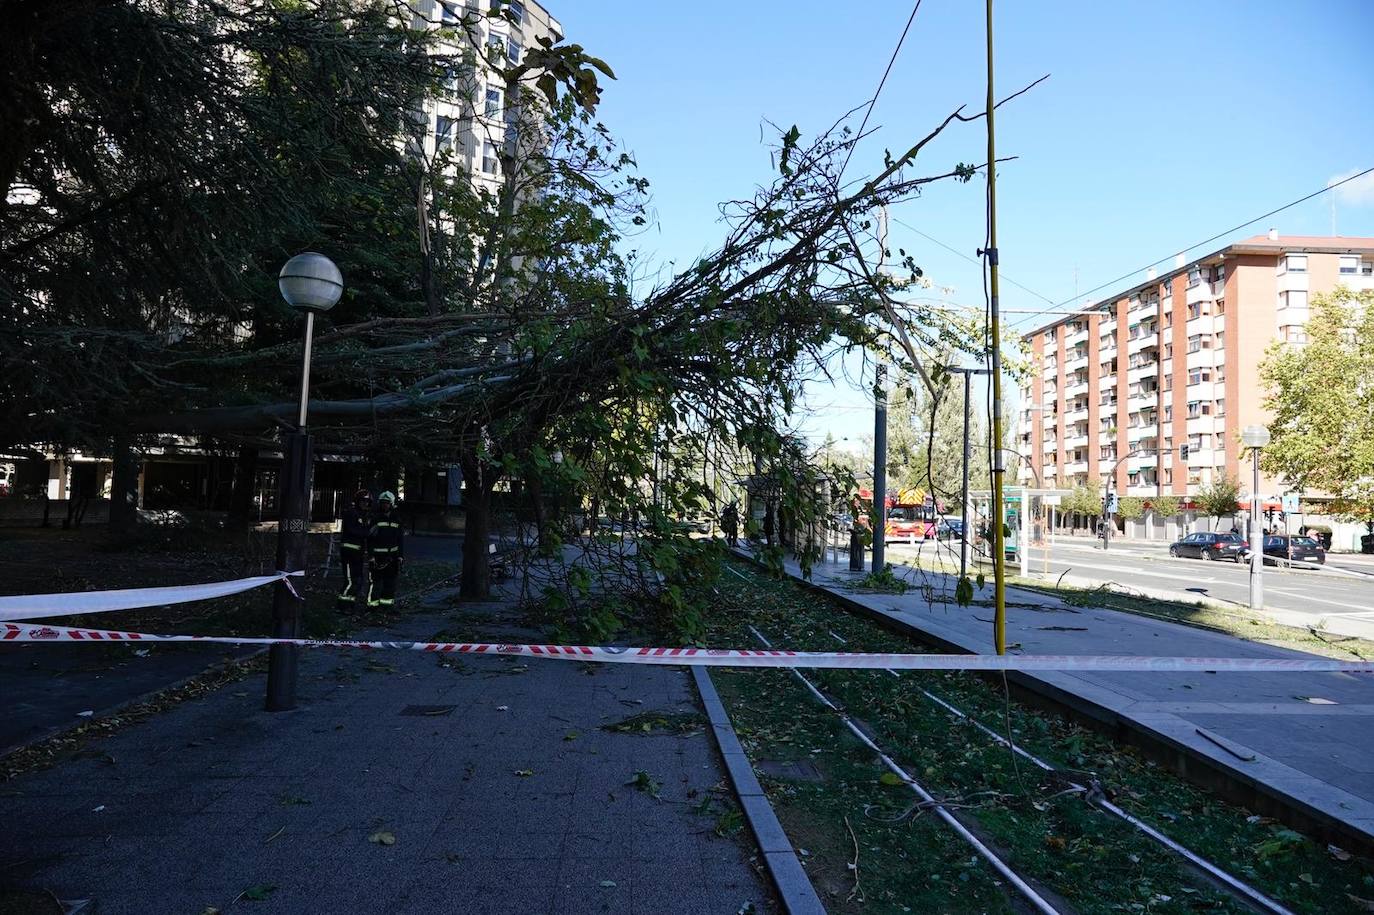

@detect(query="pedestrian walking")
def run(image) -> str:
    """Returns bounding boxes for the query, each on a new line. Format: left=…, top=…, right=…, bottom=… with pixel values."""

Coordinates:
left=337, top=489, right=372, bottom=609
left=721, top=501, right=739, bottom=548
left=367, top=492, right=404, bottom=610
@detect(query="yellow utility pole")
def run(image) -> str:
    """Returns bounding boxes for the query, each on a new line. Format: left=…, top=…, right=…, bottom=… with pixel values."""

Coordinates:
left=984, top=0, right=1008, bottom=655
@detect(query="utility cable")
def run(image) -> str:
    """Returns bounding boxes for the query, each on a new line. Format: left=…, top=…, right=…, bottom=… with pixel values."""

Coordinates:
left=837, top=0, right=924, bottom=183
left=1012, top=165, right=1374, bottom=330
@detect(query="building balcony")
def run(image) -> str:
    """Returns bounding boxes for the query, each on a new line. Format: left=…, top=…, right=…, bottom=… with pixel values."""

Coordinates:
left=1129, top=451, right=1158, bottom=469
left=1127, top=392, right=1158, bottom=412
left=1065, top=355, right=1089, bottom=373
left=1041, top=412, right=1059, bottom=428
left=1127, top=423, right=1158, bottom=442
left=1184, top=348, right=1218, bottom=370
left=1067, top=326, right=1089, bottom=345
left=1126, top=484, right=1159, bottom=497
left=1185, top=281, right=1220, bottom=305
left=1098, top=372, right=1119, bottom=390
left=1066, top=460, right=1089, bottom=475
left=1065, top=403, right=1089, bottom=419
left=1065, top=381, right=1090, bottom=399
left=1064, top=433, right=1089, bottom=450
left=1127, top=333, right=1158, bottom=354
left=1099, top=319, right=1117, bottom=336
left=1127, top=364, right=1159, bottom=385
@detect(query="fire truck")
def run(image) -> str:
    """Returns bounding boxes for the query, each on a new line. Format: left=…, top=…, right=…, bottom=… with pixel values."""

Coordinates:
left=857, top=487, right=941, bottom=543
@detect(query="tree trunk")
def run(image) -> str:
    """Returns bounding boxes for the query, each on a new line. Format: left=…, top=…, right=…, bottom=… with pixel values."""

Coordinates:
left=109, top=435, right=140, bottom=532
left=228, top=444, right=258, bottom=525
left=460, top=456, right=494, bottom=600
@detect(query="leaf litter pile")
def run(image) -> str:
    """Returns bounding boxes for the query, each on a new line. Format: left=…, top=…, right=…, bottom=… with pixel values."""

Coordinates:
left=702, top=560, right=1374, bottom=915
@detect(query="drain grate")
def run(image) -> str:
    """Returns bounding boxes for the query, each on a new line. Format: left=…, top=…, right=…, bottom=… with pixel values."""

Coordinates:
left=399, top=705, right=457, bottom=716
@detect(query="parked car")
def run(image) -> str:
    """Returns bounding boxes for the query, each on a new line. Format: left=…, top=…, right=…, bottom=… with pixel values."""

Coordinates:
left=936, top=518, right=965, bottom=541
left=1262, top=535, right=1326, bottom=566
left=1168, top=532, right=1249, bottom=562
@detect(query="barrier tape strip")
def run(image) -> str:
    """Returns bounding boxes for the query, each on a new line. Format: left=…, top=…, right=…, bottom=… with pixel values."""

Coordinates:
left=4, top=623, right=1373, bottom=673
left=0, top=572, right=305, bottom=622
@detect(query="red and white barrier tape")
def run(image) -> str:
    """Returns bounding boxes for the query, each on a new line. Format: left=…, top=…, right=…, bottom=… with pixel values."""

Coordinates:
left=0, top=572, right=305, bottom=622
left=4, top=623, right=1373, bottom=673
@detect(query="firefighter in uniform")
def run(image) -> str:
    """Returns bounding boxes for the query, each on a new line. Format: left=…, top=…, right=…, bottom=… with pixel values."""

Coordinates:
left=337, top=489, right=372, bottom=608
left=367, top=491, right=404, bottom=609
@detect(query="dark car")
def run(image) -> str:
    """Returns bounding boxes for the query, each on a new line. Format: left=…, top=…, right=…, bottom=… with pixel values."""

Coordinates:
left=1169, top=531, right=1249, bottom=562
left=1262, top=535, right=1326, bottom=566
left=937, top=518, right=965, bottom=541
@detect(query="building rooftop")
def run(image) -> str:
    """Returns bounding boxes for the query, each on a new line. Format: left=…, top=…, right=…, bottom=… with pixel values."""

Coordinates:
left=1020, top=233, right=1374, bottom=339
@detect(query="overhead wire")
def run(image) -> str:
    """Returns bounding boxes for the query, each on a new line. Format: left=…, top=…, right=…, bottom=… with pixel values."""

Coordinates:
left=836, top=0, right=925, bottom=183
left=1010, top=165, right=1374, bottom=331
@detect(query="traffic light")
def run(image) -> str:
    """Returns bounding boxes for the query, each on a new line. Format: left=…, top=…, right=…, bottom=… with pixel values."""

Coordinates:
left=1180, top=443, right=1190, bottom=461
left=1105, top=494, right=1120, bottom=515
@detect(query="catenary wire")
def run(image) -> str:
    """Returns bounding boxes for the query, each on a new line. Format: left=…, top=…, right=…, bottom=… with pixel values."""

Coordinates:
left=1011, top=165, right=1374, bottom=331
left=836, top=0, right=924, bottom=183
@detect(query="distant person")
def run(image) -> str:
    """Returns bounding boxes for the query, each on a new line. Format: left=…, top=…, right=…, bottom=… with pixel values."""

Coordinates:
left=367, top=492, right=404, bottom=611
left=721, top=501, right=739, bottom=548
left=337, top=489, right=371, bottom=609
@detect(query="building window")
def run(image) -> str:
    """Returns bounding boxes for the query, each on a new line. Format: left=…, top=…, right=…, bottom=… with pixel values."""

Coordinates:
left=485, top=85, right=501, bottom=116
left=1215, top=398, right=1225, bottom=416
left=1187, top=267, right=1202, bottom=288
left=1164, top=405, right=1172, bottom=420
left=440, top=1, right=462, bottom=24
left=1279, top=289, right=1308, bottom=310
left=482, top=140, right=498, bottom=174
left=1187, top=334, right=1208, bottom=353
left=508, top=0, right=525, bottom=24
left=507, top=35, right=522, bottom=63
left=1187, top=368, right=1211, bottom=385
left=1283, top=326, right=1308, bottom=344
left=1283, top=254, right=1307, bottom=274
left=1339, top=255, right=1359, bottom=275
left=435, top=115, right=456, bottom=148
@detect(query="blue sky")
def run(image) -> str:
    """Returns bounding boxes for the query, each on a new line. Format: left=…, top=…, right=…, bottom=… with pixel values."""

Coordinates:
left=559, top=0, right=1374, bottom=444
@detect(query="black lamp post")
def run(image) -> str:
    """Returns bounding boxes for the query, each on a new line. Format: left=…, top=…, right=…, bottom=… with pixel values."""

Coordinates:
left=265, top=252, right=343, bottom=712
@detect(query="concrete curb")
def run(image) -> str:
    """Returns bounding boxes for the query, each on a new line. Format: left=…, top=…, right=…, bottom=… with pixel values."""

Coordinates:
left=691, top=665, right=826, bottom=915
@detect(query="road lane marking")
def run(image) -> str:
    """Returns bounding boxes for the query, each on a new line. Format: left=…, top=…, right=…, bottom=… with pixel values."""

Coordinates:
left=1266, top=589, right=1374, bottom=615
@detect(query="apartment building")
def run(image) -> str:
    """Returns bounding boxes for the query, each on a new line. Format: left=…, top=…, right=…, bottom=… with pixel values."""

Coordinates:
left=1018, top=232, right=1374, bottom=501
left=413, top=0, right=563, bottom=185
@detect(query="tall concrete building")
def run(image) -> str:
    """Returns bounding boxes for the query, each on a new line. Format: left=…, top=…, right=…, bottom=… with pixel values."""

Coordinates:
left=412, top=0, right=563, bottom=186
left=1018, top=232, right=1374, bottom=502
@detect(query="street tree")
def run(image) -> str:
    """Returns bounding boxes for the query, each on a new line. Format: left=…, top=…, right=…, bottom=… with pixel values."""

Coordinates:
left=1194, top=473, right=1241, bottom=528
left=1260, top=287, right=1374, bottom=528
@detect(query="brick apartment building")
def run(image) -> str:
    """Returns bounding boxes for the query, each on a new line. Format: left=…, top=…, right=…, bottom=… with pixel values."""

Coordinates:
left=1018, top=231, right=1374, bottom=504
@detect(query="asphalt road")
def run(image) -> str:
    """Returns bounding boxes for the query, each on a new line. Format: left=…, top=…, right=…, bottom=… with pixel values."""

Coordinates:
left=884, top=535, right=1374, bottom=636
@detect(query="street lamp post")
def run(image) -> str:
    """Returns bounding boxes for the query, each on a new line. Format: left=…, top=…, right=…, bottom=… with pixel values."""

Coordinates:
left=265, top=252, right=343, bottom=712
left=946, top=365, right=991, bottom=586
left=1242, top=425, right=1271, bottom=611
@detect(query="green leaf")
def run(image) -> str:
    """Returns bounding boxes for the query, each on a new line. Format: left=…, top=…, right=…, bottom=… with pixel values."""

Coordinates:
left=241, top=884, right=277, bottom=901
left=879, top=772, right=907, bottom=786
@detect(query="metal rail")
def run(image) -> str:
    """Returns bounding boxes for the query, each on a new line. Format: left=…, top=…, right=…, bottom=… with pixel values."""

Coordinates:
left=748, top=625, right=1063, bottom=915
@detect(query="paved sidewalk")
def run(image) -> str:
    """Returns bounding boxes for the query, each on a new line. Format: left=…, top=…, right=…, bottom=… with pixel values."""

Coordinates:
left=0, top=594, right=773, bottom=914
left=769, top=550, right=1374, bottom=854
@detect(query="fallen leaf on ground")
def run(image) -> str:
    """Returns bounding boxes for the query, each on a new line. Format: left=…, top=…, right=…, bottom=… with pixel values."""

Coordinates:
left=878, top=772, right=907, bottom=787
left=563, top=731, right=579, bottom=741
left=496, top=705, right=509, bottom=711
left=599, top=880, right=617, bottom=888
left=1329, top=844, right=1353, bottom=861
left=368, top=831, right=396, bottom=846
left=240, top=884, right=277, bottom=901
left=514, top=769, right=534, bottom=777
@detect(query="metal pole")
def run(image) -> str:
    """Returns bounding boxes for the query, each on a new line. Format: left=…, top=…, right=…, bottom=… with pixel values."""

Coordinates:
left=1250, top=449, right=1264, bottom=610
left=985, top=0, right=1009, bottom=655
left=959, top=371, right=972, bottom=581
left=297, top=311, right=315, bottom=431
left=1020, top=485, right=1029, bottom=579
left=268, top=311, right=318, bottom=712
left=872, top=364, right=887, bottom=573
left=265, top=431, right=312, bottom=711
